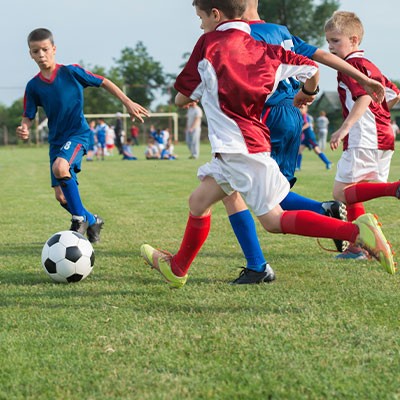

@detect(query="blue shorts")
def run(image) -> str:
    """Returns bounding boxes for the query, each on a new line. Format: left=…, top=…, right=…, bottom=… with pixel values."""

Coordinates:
left=264, top=100, right=302, bottom=184
left=301, top=129, right=318, bottom=150
left=97, top=134, right=106, bottom=148
left=49, top=138, right=87, bottom=187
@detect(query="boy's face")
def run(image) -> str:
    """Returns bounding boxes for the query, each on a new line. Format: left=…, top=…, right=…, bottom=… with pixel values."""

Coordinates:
left=196, top=6, right=221, bottom=33
left=325, top=29, right=358, bottom=59
left=29, top=39, right=56, bottom=70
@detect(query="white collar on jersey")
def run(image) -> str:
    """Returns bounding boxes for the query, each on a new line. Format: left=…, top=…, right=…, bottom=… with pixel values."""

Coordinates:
left=345, top=50, right=365, bottom=60
left=216, top=20, right=251, bottom=34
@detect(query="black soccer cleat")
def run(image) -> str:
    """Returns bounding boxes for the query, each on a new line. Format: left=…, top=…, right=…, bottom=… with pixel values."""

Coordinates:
left=87, top=215, right=104, bottom=243
left=321, top=200, right=349, bottom=253
left=70, top=216, right=89, bottom=236
left=230, top=264, right=276, bottom=285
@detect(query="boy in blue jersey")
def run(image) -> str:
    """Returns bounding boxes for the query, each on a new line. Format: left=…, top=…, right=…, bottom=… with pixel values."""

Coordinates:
left=223, top=0, right=387, bottom=284
left=16, top=28, right=149, bottom=242
left=296, top=104, right=332, bottom=170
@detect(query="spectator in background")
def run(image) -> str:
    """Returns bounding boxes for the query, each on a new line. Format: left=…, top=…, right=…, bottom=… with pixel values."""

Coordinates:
left=145, top=136, right=161, bottom=159
left=87, top=120, right=96, bottom=161
left=95, top=118, right=107, bottom=161
left=161, top=137, right=177, bottom=160
left=316, top=110, right=330, bottom=150
left=122, top=137, right=137, bottom=160
left=105, top=124, right=115, bottom=156
left=114, top=112, right=123, bottom=154
left=391, top=118, right=399, bottom=138
left=185, top=102, right=202, bottom=159
left=130, top=124, right=139, bottom=145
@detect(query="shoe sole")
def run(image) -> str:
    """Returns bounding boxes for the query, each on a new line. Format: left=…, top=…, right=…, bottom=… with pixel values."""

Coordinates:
left=356, top=215, right=395, bottom=274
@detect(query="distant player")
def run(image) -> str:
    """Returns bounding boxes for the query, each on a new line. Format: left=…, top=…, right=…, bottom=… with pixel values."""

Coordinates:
left=16, top=28, right=149, bottom=242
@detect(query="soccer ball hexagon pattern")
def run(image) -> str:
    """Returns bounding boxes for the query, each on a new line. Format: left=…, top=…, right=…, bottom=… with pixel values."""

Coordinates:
left=41, top=231, right=95, bottom=283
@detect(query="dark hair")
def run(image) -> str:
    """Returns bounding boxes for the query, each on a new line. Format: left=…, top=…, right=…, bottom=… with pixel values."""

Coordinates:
left=192, top=0, right=246, bottom=19
left=27, top=28, right=54, bottom=46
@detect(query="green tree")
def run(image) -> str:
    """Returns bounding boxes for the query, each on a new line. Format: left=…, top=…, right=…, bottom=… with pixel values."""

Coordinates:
left=82, top=64, right=122, bottom=114
left=258, top=0, right=339, bottom=46
left=114, top=42, right=166, bottom=108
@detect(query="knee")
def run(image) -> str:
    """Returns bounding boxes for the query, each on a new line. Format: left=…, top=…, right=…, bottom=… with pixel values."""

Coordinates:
left=188, top=192, right=209, bottom=216
left=52, top=159, right=70, bottom=179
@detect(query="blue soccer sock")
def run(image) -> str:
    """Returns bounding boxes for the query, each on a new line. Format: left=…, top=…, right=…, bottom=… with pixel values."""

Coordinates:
left=280, top=191, right=323, bottom=214
left=59, top=200, right=95, bottom=225
left=318, top=152, right=331, bottom=167
left=58, top=177, right=93, bottom=223
left=296, top=154, right=302, bottom=170
left=229, top=210, right=266, bottom=272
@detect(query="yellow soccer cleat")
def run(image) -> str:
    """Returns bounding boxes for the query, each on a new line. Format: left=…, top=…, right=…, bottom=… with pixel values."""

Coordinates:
left=354, top=213, right=396, bottom=275
left=140, top=244, right=188, bottom=288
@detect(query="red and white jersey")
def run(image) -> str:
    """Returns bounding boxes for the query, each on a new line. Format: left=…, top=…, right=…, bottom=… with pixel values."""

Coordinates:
left=337, top=51, right=395, bottom=151
left=174, top=20, right=318, bottom=154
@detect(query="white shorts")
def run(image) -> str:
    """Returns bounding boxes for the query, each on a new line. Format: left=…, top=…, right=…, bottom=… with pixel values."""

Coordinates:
left=197, top=152, right=290, bottom=216
left=336, top=148, right=394, bottom=183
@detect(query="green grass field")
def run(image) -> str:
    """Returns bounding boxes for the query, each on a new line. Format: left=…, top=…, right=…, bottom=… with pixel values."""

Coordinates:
left=0, top=143, right=399, bottom=400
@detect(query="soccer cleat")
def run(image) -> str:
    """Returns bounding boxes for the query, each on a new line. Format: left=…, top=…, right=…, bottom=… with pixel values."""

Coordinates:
left=326, top=162, right=333, bottom=170
left=335, top=248, right=369, bottom=260
left=396, top=181, right=400, bottom=199
left=321, top=200, right=349, bottom=252
left=140, top=244, right=187, bottom=288
left=230, top=264, right=276, bottom=285
left=87, top=215, right=104, bottom=243
left=353, top=213, right=396, bottom=274
left=70, top=216, right=89, bottom=235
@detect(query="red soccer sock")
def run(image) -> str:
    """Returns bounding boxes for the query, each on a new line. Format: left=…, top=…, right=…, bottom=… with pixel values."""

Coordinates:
left=346, top=202, right=366, bottom=222
left=280, top=210, right=359, bottom=243
left=345, top=182, right=400, bottom=204
left=171, top=213, right=211, bottom=277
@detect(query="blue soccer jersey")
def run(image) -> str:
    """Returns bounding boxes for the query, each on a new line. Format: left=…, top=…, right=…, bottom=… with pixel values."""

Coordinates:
left=249, top=21, right=317, bottom=106
left=23, top=64, right=104, bottom=146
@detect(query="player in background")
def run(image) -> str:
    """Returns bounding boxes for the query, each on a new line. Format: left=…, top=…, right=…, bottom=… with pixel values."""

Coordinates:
left=16, top=28, right=149, bottom=243
left=221, top=0, right=388, bottom=284
left=296, top=104, right=332, bottom=170
left=140, top=0, right=395, bottom=289
left=325, top=11, right=400, bottom=260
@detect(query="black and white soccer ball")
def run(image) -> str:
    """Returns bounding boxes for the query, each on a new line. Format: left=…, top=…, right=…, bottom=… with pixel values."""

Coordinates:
left=41, top=230, right=95, bottom=283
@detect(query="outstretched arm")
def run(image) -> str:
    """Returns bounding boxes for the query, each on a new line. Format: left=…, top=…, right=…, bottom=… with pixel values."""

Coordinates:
left=293, top=70, right=320, bottom=107
left=312, top=49, right=384, bottom=103
left=101, top=78, right=149, bottom=123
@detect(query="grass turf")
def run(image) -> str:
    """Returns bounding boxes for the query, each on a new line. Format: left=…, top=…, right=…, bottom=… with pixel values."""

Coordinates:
left=0, top=143, right=399, bottom=399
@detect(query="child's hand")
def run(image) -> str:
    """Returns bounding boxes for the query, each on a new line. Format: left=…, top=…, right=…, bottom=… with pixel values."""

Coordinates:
left=293, top=91, right=316, bottom=108
left=364, top=78, right=385, bottom=103
left=125, top=101, right=150, bottom=123
left=330, top=128, right=347, bottom=151
left=16, top=123, right=29, bottom=140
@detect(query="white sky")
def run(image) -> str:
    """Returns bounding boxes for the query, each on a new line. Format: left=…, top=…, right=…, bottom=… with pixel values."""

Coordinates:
left=1, top=0, right=398, bottom=109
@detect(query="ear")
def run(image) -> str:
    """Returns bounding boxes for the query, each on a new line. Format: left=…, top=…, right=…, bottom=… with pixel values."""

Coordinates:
left=350, top=35, right=359, bottom=46
left=211, top=8, right=222, bottom=22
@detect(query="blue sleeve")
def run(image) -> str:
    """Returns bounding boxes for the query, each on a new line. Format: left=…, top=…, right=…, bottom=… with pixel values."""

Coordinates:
left=67, top=64, right=104, bottom=88
left=291, top=35, right=317, bottom=59
left=23, top=82, right=38, bottom=119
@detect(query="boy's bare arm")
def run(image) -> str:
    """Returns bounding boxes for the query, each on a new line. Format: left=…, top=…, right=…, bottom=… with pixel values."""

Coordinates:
left=100, top=78, right=149, bottom=123
left=330, top=95, right=371, bottom=150
left=312, top=49, right=384, bottom=103
left=175, top=92, right=194, bottom=108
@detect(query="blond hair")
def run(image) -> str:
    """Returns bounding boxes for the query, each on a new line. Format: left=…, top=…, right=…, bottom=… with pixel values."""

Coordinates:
left=324, top=11, right=364, bottom=44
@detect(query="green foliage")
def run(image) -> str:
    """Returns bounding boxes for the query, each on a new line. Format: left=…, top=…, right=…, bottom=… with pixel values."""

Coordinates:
left=114, top=42, right=166, bottom=108
left=258, top=0, right=340, bottom=46
left=0, top=144, right=400, bottom=399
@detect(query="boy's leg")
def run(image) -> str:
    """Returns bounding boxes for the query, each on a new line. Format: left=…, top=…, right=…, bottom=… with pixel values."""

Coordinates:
left=344, top=181, right=400, bottom=204
left=223, top=193, right=275, bottom=284
left=258, top=207, right=394, bottom=274
left=141, top=177, right=226, bottom=287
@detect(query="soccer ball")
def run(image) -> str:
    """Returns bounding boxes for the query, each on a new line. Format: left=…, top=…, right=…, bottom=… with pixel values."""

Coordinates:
left=41, top=230, right=95, bottom=283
